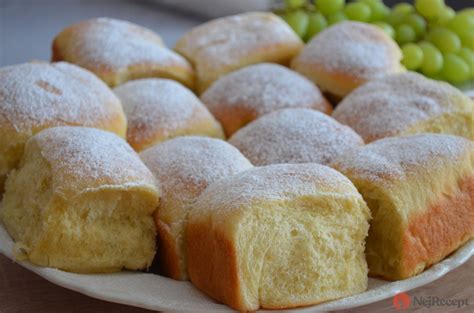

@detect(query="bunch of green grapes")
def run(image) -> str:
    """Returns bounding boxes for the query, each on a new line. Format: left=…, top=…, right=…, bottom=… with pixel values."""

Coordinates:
left=278, top=0, right=473, bottom=85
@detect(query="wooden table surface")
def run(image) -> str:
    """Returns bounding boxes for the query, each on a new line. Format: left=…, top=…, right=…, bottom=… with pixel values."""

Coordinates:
left=0, top=254, right=472, bottom=313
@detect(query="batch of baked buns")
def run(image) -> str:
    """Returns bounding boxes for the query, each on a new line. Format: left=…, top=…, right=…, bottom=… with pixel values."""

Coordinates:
left=0, top=11, right=473, bottom=312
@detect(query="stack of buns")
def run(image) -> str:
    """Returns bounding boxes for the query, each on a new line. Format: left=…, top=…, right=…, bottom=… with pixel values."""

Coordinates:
left=0, top=13, right=473, bottom=312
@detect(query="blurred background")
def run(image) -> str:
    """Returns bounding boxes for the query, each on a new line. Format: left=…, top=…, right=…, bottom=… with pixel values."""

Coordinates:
left=0, top=0, right=472, bottom=86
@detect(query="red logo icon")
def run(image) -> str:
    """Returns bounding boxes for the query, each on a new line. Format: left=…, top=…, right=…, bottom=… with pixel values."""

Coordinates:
left=393, top=292, right=411, bottom=310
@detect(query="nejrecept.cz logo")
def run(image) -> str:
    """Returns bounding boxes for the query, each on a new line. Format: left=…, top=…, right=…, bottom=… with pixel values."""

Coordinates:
left=392, top=292, right=469, bottom=310
left=393, top=292, right=411, bottom=310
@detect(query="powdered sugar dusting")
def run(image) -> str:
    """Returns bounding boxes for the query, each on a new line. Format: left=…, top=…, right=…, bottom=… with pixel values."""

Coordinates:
left=192, top=163, right=360, bottom=216
left=140, top=136, right=252, bottom=206
left=333, top=72, right=471, bottom=142
left=229, top=108, right=363, bottom=166
left=201, top=63, right=330, bottom=116
left=58, top=18, right=188, bottom=70
left=0, top=62, right=122, bottom=133
left=31, top=127, right=157, bottom=196
left=114, top=79, right=216, bottom=148
left=332, top=134, right=473, bottom=185
left=296, top=21, right=401, bottom=78
left=176, top=12, right=301, bottom=68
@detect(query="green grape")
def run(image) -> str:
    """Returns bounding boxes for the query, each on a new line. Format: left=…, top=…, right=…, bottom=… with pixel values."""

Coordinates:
left=441, top=53, right=470, bottom=83
left=458, top=47, right=474, bottom=79
left=415, top=0, right=446, bottom=19
left=460, top=31, right=474, bottom=50
left=419, top=42, right=444, bottom=75
left=305, top=13, right=327, bottom=41
left=403, top=14, right=426, bottom=37
left=447, top=13, right=474, bottom=38
left=284, top=0, right=306, bottom=9
left=401, top=43, right=424, bottom=70
left=344, top=2, right=371, bottom=22
left=328, top=12, right=347, bottom=25
left=395, top=24, right=416, bottom=45
left=435, top=7, right=455, bottom=26
left=362, top=0, right=389, bottom=21
left=386, top=11, right=407, bottom=26
left=427, top=28, right=461, bottom=54
left=458, top=48, right=474, bottom=66
left=458, top=8, right=474, bottom=18
left=317, top=0, right=345, bottom=16
left=282, top=10, right=309, bottom=38
left=360, top=0, right=381, bottom=5
left=374, top=22, right=395, bottom=38
left=393, top=3, right=414, bottom=16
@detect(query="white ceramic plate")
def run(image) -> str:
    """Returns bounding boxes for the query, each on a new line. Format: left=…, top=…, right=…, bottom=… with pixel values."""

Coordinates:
left=1, top=224, right=472, bottom=312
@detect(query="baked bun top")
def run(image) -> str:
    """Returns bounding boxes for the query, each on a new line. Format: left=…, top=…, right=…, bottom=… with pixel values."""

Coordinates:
left=333, top=72, right=474, bottom=142
left=26, top=126, right=158, bottom=198
left=229, top=108, right=363, bottom=166
left=113, top=79, right=224, bottom=151
left=291, top=21, right=402, bottom=97
left=0, top=61, right=126, bottom=136
left=175, top=12, right=303, bottom=93
left=192, top=163, right=361, bottom=214
left=201, top=63, right=331, bottom=136
left=140, top=136, right=252, bottom=208
left=52, top=18, right=194, bottom=88
left=331, top=133, right=473, bottom=187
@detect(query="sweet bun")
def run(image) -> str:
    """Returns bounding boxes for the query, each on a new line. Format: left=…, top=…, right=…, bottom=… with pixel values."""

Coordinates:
left=331, top=134, right=474, bottom=280
left=0, top=127, right=160, bottom=273
left=140, top=136, right=252, bottom=280
left=52, top=18, right=194, bottom=88
left=187, top=163, right=370, bottom=311
left=0, top=61, right=126, bottom=197
left=114, top=79, right=224, bottom=151
left=229, top=108, right=363, bottom=166
left=333, top=72, right=474, bottom=142
left=201, top=63, right=331, bottom=136
left=175, top=12, right=303, bottom=93
left=291, top=21, right=403, bottom=98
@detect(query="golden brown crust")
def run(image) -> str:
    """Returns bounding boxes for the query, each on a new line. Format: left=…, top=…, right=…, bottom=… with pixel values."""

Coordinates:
left=155, top=217, right=181, bottom=280
left=187, top=217, right=245, bottom=311
left=399, top=175, right=474, bottom=279
left=52, top=18, right=194, bottom=88
left=294, top=63, right=367, bottom=100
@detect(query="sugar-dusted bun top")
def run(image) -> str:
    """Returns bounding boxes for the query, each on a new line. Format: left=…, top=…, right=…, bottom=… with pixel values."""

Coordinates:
left=202, top=63, right=331, bottom=117
left=0, top=62, right=125, bottom=135
left=175, top=12, right=303, bottom=92
left=176, top=12, right=302, bottom=65
left=114, top=79, right=223, bottom=151
left=294, top=21, right=402, bottom=79
left=229, top=108, right=363, bottom=166
left=52, top=17, right=193, bottom=87
left=333, top=72, right=474, bottom=142
left=192, top=163, right=362, bottom=215
left=140, top=136, right=252, bottom=207
left=331, top=134, right=474, bottom=185
left=27, top=126, right=157, bottom=197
